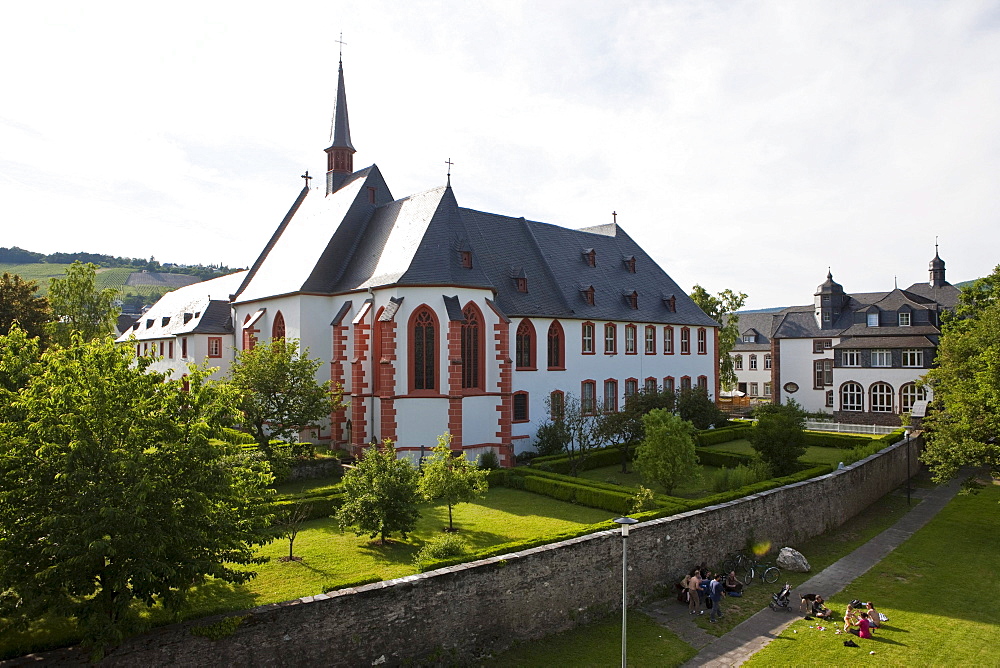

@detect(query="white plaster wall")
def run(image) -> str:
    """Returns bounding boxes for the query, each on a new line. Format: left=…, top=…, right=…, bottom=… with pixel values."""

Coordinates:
left=729, top=350, right=772, bottom=397
left=777, top=338, right=838, bottom=413
left=394, top=398, right=451, bottom=448
left=833, top=367, right=933, bottom=413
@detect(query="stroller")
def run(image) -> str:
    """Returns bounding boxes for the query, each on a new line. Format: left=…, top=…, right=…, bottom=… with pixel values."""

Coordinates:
left=769, top=583, right=793, bottom=611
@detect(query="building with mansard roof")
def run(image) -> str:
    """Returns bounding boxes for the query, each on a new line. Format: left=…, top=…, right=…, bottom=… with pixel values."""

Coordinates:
left=122, top=57, right=719, bottom=464
left=728, top=252, right=958, bottom=425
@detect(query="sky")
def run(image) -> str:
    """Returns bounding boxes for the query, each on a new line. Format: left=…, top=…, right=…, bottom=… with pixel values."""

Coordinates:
left=2, top=1, right=998, bottom=310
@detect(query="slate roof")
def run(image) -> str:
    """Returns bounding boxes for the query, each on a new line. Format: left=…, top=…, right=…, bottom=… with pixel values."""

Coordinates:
left=115, top=271, right=246, bottom=342
left=728, top=311, right=777, bottom=351
left=903, top=281, right=960, bottom=309
left=232, top=168, right=716, bottom=327
left=833, top=335, right=937, bottom=349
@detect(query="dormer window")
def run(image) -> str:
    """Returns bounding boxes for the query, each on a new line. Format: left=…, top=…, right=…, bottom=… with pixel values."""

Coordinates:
left=515, top=277, right=528, bottom=293
left=146, top=319, right=154, bottom=329
left=161, top=317, right=170, bottom=326
left=898, top=312, right=911, bottom=326
left=368, top=186, right=377, bottom=204
left=183, top=312, right=193, bottom=324
left=623, top=256, right=636, bottom=273
left=743, top=333, right=755, bottom=343
left=583, top=249, right=596, bottom=267
left=581, top=286, right=595, bottom=305
left=867, top=312, right=879, bottom=327
left=663, top=295, right=676, bottom=312
left=460, top=251, right=473, bottom=269
left=625, top=291, right=638, bottom=309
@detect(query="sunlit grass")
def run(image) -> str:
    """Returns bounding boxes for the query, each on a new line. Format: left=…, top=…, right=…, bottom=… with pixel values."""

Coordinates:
left=701, top=438, right=850, bottom=466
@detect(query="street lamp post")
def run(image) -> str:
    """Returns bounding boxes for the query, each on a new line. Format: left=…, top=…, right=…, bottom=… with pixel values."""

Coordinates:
left=613, top=517, right=639, bottom=668
left=905, top=426, right=913, bottom=505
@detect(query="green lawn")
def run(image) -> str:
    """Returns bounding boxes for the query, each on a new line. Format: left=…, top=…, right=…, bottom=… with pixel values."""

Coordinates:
left=578, top=463, right=721, bottom=498
left=745, top=481, right=1000, bottom=666
left=488, top=485, right=919, bottom=665
left=701, top=438, right=850, bottom=466
left=0, top=487, right=613, bottom=659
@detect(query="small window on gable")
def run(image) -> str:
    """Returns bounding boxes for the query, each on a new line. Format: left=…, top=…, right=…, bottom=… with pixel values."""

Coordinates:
left=625, top=291, right=638, bottom=309
left=515, top=277, right=528, bottom=293
left=582, top=286, right=595, bottom=306
left=583, top=249, right=596, bottom=267
left=368, top=186, right=377, bottom=204
left=460, top=251, right=473, bottom=269
left=146, top=319, right=154, bottom=329
left=867, top=312, right=879, bottom=327
left=624, top=256, right=636, bottom=273
left=663, top=295, right=676, bottom=312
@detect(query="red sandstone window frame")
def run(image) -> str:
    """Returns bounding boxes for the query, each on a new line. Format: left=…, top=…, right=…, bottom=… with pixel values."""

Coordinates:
left=581, top=380, right=597, bottom=415
left=604, top=378, right=619, bottom=412
left=515, top=319, right=536, bottom=370
left=208, top=337, right=223, bottom=358
left=272, top=311, right=286, bottom=340
left=168, top=340, right=174, bottom=359
left=181, top=337, right=188, bottom=358
left=513, top=391, right=530, bottom=423
left=644, top=325, right=656, bottom=354
left=644, top=377, right=657, bottom=394
left=697, top=328, right=707, bottom=355
left=624, top=323, right=637, bottom=355
left=549, top=389, right=565, bottom=420
left=624, top=377, right=638, bottom=398
left=697, top=375, right=708, bottom=389
left=408, top=305, right=440, bottom=395
left=680, top=375, right=692, bottom=391
left=461, top=302, right=486, bottom=393
left=680, top=327, right=690, bottom=354
left=664, top=376, right=675, bottom=393
left=581, top=321, right=595, bottom=355
left=547, top=320, right=565, bottom=370
left=604, top=323, right=617, bottom=354
left=664, top=326, right=674, bottom=355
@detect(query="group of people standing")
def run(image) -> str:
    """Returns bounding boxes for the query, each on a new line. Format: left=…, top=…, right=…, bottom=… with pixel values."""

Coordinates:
left=680, top=565, right=743, bottom=623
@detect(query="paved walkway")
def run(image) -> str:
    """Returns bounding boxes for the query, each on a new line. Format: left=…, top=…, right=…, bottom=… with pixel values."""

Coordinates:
left=643, top=476, right=964, bottom=667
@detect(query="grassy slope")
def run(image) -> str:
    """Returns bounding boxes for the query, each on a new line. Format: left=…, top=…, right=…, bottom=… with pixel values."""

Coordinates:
left=745, top=483, right=1000, bottom=667
left=0, top=263, right=185, bottom=298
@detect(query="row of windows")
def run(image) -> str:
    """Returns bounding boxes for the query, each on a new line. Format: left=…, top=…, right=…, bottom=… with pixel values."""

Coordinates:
left=733, top=353, right=771, bottom=371
left=521, top=376, right=709, bottom=422
left=836, top=382, right=926, bottom=413
left=409, top=303, right=486, bottom=394
left=580, top=323, right=708, bottom=356
left=840, top=349, right=924, bottom=368
left=744, top=381, right=772, bottom=397
left=242, top=311, right=286, bottom=351
left=135, top=337, right=211, bottom=360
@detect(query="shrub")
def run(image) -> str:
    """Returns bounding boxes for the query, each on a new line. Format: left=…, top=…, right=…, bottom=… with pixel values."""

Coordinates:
left=709, top=461, right=772, bottom=492
left=414, top=534, right=470, bottom=568
left=534, top=420, right=570, bottom=457
left=478, top=449, right=501, bottom=470
left=696, top=425, right=752, bottom=446
left=695, top=448, right=752, bottom=468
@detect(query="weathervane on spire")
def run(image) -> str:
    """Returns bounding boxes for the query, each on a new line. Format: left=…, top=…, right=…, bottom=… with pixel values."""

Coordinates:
left=445, top=158, right=454, bottom=187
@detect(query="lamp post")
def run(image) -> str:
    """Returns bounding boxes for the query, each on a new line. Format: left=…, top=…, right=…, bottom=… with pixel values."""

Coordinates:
left=905, top=426, right=913, bottom=505
left=613, top=517, right=639, bottom=668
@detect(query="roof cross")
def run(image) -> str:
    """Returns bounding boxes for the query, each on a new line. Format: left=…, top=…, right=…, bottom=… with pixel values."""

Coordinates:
left=612, top=211, right=617, bottom=224
left=336, top=33, right=347, bottom=61
left=445, top=158, right=454, bottom=187
left=301, top=170, right=312, bottom=187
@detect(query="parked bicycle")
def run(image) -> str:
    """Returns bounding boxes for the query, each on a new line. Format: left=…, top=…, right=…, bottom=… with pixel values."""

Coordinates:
left=740, top=558, right=781, bottom=585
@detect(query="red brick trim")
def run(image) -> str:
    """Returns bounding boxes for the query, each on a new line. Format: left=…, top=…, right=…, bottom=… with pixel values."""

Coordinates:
left=494, top=318, right=513, bottom=466
left=603, top=378, right=619, bottom=412
left=644, top=325, right=657, bottom=354
left=515, top=318, right=536, bottom=370
left=624, top=323, right=637, bottom=355
left=207, top=337, right=222, bottom=358
left=461, top=302, right=486, bottom=394
left=581, top=379, right=597, bottom=415
left=330, top=322, right=349, bottom=446
left=350, top=316, right=371, bottom=451
left=547, top=320, right=566, bottom=370
left=663, top=325, right=674, bottom=355
left=680, top=327, right=691, bottom=355
left=603, top=322, right=617, bottom=355
left=581, top=321, right=596, bottom=355
left=697, top=327, right=707, bottom=355
left=408, top=305, right=440, bottom=396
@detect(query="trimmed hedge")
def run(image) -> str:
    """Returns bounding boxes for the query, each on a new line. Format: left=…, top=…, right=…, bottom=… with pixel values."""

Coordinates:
left=529, top=446, right=623, bottom=475
left=802, top=431, right=872, bottom=448
left=696, top=425, right=752, bottom=446
left=694, top=447, right=752, bottom=468
left=679, top=465, right=832, bottom=511
left=272, top=493, right=344, bottom=521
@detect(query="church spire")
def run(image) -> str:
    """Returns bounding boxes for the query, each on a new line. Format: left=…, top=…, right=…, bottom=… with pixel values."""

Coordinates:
left=325, top=43, right=356, bottom=194
left=929, top=240, right=947, bottom=287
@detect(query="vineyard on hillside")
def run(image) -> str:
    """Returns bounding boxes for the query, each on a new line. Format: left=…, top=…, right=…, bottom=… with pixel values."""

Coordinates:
left=0, top=263, right=203, bottom=304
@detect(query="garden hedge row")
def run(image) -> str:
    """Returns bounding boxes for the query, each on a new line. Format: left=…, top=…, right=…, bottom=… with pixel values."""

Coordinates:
left=694, top=448, right=752, bottom=468
left=271, top=493, right=344, bottom=521
left=528, top=445, right=623, bottom=475
left=695, top=424, right=752, bottom=446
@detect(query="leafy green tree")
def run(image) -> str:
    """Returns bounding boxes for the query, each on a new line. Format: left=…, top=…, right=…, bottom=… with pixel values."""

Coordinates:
left=749, top=400, right=806, bottom=475
left=0, top=336, right=274, bottom=657
left=676, top=386, right=725, bottom=429
left=689, top=285, right=748, bottom=389
left=596, top=387, right=676, bottom=472
left=337, top=439, right=421, bottom=545
left=47, top=261, right=119, bottom=346
left=0, top=272, right=51, bottom=342
left=227, top=338, right=344, bottom=453
left=634, top=409, right=700, bottom=495
left=419, top=434, right=488, bottom=531
left=922, top=265, right=1000, bottom=483
left=557, top=392, right=603, bottom=476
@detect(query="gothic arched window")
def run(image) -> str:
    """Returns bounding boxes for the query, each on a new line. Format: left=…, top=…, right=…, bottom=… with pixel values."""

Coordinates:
left=410, top=306, right=438, bottom=392
left=272, top=311, right=285, bottom=340
left=461, top=304, right=484, bottom=391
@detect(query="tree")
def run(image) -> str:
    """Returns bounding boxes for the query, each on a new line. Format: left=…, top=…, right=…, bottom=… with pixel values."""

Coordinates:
left=275, top=501, right=312, bottom=562
left=419, top=434, right=488, bottom=531
left=596, top=387, right=676, bottom=472
left=337, top=440, right=421, bottom=545
left=634, top=409, right=700, bottom=495
left=689, top=285, right=748, bottom=389
left=676, top=386, right=726, bottom=429
left=922, top=265, right=1000, bottom=483
left=227, top=338, right=344, bottom=453
left=0, top=272, right=51, bottom=342
left=47, top=261, right=119, bottom=346
left=749, top=400, right=806, bottom=476
left=555, top=392, right=603, bottom=476
left=0, top=335, right=274, bottom=656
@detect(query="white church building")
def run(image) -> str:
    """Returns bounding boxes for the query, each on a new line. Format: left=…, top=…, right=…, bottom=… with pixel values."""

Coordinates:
left=120, top=57, right=719, bottom=465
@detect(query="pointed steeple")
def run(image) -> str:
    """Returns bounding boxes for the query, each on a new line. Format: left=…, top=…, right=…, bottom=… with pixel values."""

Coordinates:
left=929, top=241, right=947, bottom=287
left=325, top=53, right=356, bottom=194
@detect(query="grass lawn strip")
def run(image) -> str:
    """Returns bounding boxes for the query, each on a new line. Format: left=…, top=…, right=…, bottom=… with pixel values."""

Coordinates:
left=483, top=611, right=697, bottom=667
left=743, top=482, right=999, bottom=666
left=701, top=439, right=850, bottom=466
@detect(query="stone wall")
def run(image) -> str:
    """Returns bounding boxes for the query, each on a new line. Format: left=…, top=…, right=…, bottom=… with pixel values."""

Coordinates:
left=93, top=434, right=922, bottom=667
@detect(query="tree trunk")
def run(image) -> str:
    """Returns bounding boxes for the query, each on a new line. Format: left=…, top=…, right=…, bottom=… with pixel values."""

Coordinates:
left=448, top=503, right=454, bottom=530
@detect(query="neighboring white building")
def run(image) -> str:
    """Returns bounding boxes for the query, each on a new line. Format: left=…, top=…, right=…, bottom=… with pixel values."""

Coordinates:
left=728, top=253, right=959, bottom=425
left=123, top=57, right=720, bottom=465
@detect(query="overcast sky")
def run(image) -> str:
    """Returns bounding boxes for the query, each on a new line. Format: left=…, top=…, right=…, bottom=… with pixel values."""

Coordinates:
left=2, top=1, right=998, bottom=309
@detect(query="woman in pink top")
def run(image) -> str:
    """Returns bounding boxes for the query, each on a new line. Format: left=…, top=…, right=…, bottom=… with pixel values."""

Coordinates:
left=856, top=612, right=873, bottom=639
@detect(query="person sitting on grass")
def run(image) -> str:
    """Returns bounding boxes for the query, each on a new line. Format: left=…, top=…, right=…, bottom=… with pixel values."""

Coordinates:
left=847, top=611, right=873, bottom=639
left=865, top=601, right=883, bottom=628
left=811, top=596, right=832, bottom=619
left=724, top=570, right=743, bottom=594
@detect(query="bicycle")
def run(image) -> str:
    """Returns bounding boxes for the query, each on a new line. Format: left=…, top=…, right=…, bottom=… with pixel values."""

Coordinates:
left=740, top=559, right=781, bottom=585
left=720, top=550, right=752, bottom=575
